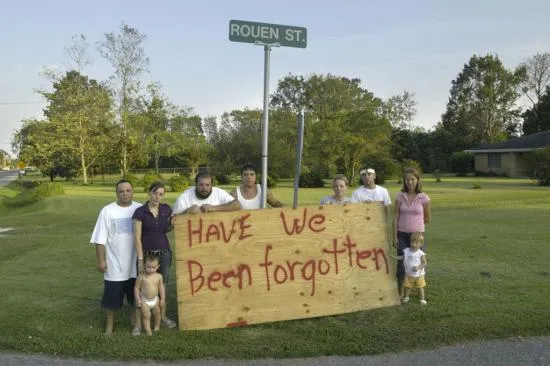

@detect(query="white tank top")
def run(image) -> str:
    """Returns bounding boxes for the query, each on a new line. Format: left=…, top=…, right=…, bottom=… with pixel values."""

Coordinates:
left=236, top=184, right=262, bottom=210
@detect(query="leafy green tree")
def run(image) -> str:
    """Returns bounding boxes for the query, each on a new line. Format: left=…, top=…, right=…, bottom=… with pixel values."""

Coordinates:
left=271, top=73, right=390, bottom=181
left=381, top=90, right=417, bottom=129
left=97, top=22, right=149, bottom=175
left=41, top=70, right=114, bottom=184
left=523, top=86, right=550, bottom=135
left=517, top=52, right=550, bottom=129
left=441, top=54, right=525, bottom=148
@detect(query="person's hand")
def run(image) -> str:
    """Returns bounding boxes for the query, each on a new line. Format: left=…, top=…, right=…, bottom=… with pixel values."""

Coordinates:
left=393, top=237, right=399, bottom=249
left=159, top=298, right=165, bottom=306
left=412, top=266, right=418, bottom=272
left=138, top=259, right=145, bottom=275
left=135, top=299, right=142, bottom=308
left=96, top=260, right=107, bottom=273
left=201, top=204, right=216, bottom=213
left=187, top=205, right=201, bottom=214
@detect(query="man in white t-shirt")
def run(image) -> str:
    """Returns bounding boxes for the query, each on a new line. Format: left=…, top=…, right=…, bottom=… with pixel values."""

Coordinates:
left=90, top=179, right=142, bottom=335
left=172, top=172, right=241, bottom=215
left=351, top=168, right=392, bottom=221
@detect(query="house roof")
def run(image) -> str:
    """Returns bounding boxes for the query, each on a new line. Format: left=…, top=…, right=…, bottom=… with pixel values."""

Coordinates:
left=465, top=130, right=550, bottom=153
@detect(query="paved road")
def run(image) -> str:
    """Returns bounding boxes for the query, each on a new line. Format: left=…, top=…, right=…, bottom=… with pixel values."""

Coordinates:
left=0, top=169, right=19, bottom=188
left=1, top=336, right=549, bottom=366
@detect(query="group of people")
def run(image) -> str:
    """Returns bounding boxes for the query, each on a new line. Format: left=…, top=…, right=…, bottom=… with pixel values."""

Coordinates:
left=90, top=164, right=431, bottom=335
left=320, top=167, right=431, bottom=305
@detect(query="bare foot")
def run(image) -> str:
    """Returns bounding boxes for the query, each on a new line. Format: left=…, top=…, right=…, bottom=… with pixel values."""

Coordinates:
left=153, top=327, right=160, bottom=332
left=146, top=330, right=153, bottom=336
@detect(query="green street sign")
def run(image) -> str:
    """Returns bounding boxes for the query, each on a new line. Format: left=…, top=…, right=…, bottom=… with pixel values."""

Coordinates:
left=229, top=20, right=307, bottom=48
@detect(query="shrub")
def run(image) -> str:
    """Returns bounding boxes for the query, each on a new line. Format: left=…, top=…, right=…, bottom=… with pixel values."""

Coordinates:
left=472, top=182, right=482, bottom=189
left=216, top=174, right=230, bottom=185
left=257, top=175, right=278, bottom=188
left=33, top=182, right=65, bottom=199
left=522, top=147, right=550, bottom=186
left=450, top=152, right=474, bottom=176
left=299, top=171, right=325, bottom=188
left=433, top=169, right=442, bottom=183
left=121, top=173, right=138, bottom=188
left=168, top=175, right=189, bottom=193
left=141, top=171, right=163, bottom=192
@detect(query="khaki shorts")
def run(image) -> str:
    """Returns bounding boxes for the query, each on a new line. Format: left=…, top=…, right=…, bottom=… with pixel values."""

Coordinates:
left=403, top=275, right=426, bottom=288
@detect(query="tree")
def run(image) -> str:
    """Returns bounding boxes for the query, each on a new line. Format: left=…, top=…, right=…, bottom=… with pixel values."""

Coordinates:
left=41, top=70, right=114, bottom=184
left=97, top=22, right=149, bottom=175
left=12, top=119, right=79, bottom=181
left=441, top=54, right=524, bottom=148
left=523, top=86, right=550, bottom=134
left=381, top=90, right=417, bottom=129
left=518, top=53, right=550, bottom=108
left=271, top=73, right=390, bottom=180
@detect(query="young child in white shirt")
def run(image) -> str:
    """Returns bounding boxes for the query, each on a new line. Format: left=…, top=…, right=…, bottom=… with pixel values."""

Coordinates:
left=396, top=231, right=427, bottom=305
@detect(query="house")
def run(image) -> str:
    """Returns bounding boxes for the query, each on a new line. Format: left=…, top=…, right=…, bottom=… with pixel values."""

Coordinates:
left=464, top=130, right=550, bottom=176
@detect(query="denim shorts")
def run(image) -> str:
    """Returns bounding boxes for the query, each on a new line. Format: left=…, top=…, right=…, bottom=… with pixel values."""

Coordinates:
left=101, top=278, right=136, bottom=310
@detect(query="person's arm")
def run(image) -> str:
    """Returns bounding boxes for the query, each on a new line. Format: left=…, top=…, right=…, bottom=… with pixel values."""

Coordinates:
left=95, top=244, right=107, bottom=273
left=267, top=189, right=284, bottom=207
left=158, top=276, right=166, bottom=305
left=134, top=276, right=142, bottom=308
left=414, top=254, right=427, bottom=272
left=229, top=188, right=238, bottom=200
left=423, top=200, right=431, bottom=224
left=393, top=199, right=401, bottom=248
left=201, top=198, right=242, bottom=213
left=133, top=219, right=144, bottom=274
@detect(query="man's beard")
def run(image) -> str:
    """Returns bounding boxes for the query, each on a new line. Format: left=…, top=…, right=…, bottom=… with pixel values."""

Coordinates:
left=196, top=188, right=212, bottom=199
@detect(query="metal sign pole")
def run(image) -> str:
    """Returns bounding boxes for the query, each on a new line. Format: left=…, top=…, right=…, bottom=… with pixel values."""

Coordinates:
left=260, top=44, right=271, bottom=208
left=293, top=109, right=305, bottom=209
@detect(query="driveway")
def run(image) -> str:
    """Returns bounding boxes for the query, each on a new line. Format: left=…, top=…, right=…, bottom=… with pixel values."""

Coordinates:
left=0, top=169, right=19, bottom=188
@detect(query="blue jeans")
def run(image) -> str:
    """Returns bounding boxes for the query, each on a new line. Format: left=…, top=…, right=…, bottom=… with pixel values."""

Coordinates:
left=157, top=248, right=172, bottom=288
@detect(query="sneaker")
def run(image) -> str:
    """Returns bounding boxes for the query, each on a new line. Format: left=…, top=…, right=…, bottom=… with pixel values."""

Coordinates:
left=401, top=297, right=410, bottom=304
left=162, top=318, right=177, bottom=329
left=420, top=299, right=427, bottom=305
left=132, top=327, right=142, bottom=336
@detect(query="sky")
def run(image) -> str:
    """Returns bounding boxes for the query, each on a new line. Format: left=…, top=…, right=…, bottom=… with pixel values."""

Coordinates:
left=1, top=0, right=550, bottom=155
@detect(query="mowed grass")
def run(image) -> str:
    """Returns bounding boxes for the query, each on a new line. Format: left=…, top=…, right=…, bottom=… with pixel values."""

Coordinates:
left=0, top=177, right=549, bottom=361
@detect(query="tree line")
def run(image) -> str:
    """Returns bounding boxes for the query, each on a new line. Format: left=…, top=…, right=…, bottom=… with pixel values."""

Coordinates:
left=11, top=23, right=550, bottom=184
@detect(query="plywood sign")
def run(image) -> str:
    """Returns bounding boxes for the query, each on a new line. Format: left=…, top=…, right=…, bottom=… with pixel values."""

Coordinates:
left=173, top=202, right=399, bottom=330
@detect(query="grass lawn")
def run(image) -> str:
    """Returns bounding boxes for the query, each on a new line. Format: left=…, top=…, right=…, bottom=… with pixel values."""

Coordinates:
left=0, top=176, right=549, bottom=361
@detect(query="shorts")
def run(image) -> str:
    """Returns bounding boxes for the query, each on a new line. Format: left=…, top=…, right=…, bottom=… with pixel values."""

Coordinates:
left=403, top=275, right=426, bottom=289
left=101, top=278, right=136, bottom=310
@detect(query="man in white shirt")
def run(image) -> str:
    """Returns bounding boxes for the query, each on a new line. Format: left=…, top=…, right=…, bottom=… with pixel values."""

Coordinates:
left=172, top=172, right=242, bottom=215
left=351, top=168, right=392, bottom=221
left=90, top=179, right=142, bottom=335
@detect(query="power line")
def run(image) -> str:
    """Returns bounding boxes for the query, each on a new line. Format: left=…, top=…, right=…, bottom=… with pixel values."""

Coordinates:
left=0, top=102, right=45, bottom=105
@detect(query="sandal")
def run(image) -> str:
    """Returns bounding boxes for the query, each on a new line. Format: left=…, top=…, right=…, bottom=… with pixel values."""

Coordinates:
left=132, top=327, right=142, bottom=336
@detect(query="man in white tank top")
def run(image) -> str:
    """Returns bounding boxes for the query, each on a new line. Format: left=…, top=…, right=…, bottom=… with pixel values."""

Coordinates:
left=230, top=164, right=285, bottom=210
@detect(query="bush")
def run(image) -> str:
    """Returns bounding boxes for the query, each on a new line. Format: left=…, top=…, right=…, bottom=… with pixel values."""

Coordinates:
left=141, top=171, right=163, bottom=192
left=121, top=173, right=138, bottom=188
left=33, top=182, right=64, bottom=199
left=433, top=169, right=442, bottom=183
left=450, top=152, right=474, bottom=176
left=216, top=174, right=230, bottom=185
left=522, top=148, right=550, bottom=186
left=472, top=182, right=482, bottom=189
left=299, top=171, right=325, bottom=188
left=257, top=175, right=278, bottom=188
left=168, top=175, right=189, bottom=193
